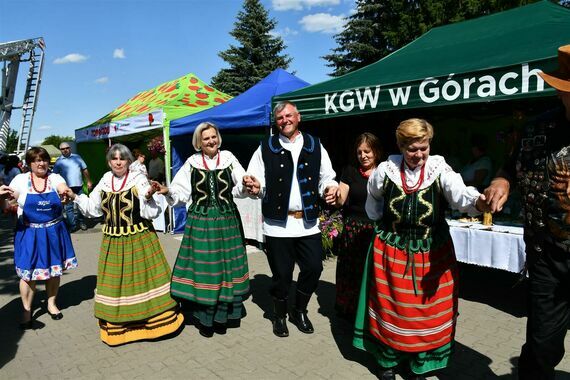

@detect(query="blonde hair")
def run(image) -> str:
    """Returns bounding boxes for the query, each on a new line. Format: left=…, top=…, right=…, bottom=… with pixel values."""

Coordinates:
left=395, top=118, right=434, bottom=149
left=192, top=122, right=222, bottom=151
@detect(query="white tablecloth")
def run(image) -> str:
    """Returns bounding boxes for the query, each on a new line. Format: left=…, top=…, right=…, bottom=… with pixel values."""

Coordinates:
left=234, top=197, right=264, bottom=243
left=447, top=219, right=525, bottom=273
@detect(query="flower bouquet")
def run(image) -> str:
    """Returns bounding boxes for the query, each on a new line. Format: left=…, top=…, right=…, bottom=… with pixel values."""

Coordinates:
left=147, top=135, right=166, bottom=154
left=319, top=208, right=343, bottom=259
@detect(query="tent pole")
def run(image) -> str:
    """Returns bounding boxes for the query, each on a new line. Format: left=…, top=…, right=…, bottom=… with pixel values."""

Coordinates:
left=163, top=124, right=173, bottom=233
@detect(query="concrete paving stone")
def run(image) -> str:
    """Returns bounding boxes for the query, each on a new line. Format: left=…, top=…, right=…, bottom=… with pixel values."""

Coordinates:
left=1, top=216, right=569, bottom=379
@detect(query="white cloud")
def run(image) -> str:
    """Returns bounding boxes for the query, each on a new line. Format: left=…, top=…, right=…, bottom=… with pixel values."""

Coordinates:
left=113, top=48, right=126, bottom=59
left=270, top=27, right=299, bottom=38
left=95, top=77, right=109, bottom=84
left=273, top=0, right=339, bottom=11
left=299, top=13, right=345, bottom=34
left=53, top=53, right=88, bottom=64
left=38, top=125, right=52, bottom=130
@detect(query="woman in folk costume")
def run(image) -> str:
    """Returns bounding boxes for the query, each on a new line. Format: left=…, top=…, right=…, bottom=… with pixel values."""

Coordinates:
left=353, top=119, right=488, bottom=380
left=0, top=147, right=77, bottom=329
left=154, top=122, right=249, bottom=338
left=68, top=144, right=183, bottom=346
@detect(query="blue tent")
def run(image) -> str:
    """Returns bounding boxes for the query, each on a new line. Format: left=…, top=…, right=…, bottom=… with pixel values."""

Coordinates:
left=170, top=68, right=309, bottom=137
left=169, top=68, right=310, bottom=232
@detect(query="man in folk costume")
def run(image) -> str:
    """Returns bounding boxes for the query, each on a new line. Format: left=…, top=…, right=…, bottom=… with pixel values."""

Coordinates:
left=242, top=101, right=338, bottom=337
left=484, top=44, right=570, bottom=380
left=355, top=118, right=488, bottom=379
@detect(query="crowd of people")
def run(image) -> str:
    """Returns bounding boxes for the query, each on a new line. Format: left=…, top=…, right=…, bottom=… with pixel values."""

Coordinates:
left=0, top=44, right=569, bottom=379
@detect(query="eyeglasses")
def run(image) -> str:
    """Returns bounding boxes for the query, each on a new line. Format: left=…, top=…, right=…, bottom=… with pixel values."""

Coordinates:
left=60, top=147, right=70, bottom=151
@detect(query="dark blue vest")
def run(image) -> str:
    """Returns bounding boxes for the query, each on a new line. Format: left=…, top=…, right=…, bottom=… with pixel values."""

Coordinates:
left=261, top=132, right=321, bottom=223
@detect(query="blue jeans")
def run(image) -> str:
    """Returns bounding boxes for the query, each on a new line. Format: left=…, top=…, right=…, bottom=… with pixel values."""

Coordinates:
left=65, top=186, right=84, bottom=230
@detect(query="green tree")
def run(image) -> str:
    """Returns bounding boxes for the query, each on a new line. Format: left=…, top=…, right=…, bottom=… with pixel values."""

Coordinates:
left=211, top=0, right=292, bottom=96
left=324, top=0, right=540, bottom=77
left=5, top=129, right=19, bottom=153
left=41, top=135, right=74, bottom=148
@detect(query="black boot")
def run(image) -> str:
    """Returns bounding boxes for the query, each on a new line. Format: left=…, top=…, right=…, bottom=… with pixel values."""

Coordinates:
left=272, top=298, right=289, bottom=337
left=290, top=291, right=314, bottom=334
left=377, top=368, right=396, bottom=380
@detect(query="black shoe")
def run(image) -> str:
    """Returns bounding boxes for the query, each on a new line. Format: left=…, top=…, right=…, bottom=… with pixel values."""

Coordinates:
left=19, top=320, right=35, bottom=330
left=198, top=325, right=214, bottom=338
left=291, top=291, right=314, bottom=334
left=47, top=310, right=63, bottom=320
left=213, top=323, right=227, bottom=335
left=272, top=298, right=289, bottom=337
left=273, top=316, right=289, bottom=337
left=290, top=309, right=314, bottom=334
left=378, top=368, right=396, bottom=380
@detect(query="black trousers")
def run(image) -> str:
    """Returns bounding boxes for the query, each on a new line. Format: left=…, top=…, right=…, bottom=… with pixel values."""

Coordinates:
left=264, top=233, right=323, bottom=300
left=518, top=241, right=570, bottom=380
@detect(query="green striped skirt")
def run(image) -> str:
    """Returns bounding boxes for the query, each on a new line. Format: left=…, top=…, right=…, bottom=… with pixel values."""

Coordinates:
left=95, top=229, right=178, bottom=323
left=171, top=207, right=249, bottom=310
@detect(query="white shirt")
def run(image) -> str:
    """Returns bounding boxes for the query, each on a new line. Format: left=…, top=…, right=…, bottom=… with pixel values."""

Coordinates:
left=239, top=133, right=337, bottom=238
left=130, top=160, right=148, bottom=178
left=366, top=154, right=480, bottom=221
left=165, top=150, right=245, bottom=207
left=10, top=172, right=66, bottom=217
left=74, top=170, right=160, bottom=220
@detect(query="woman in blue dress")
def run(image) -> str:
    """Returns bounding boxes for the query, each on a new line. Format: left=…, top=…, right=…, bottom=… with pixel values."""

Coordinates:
left=0, top=147, right=78, bottom=329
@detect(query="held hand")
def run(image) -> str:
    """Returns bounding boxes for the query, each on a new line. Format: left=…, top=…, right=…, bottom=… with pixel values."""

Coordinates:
left=87, top=181, right=93, bottom=191
left=482, top=178, right=510, bottom=213
left=60, top=188, right=76, bottom=203
left=324, top=186, right=338, bottom=205
left=150, top=180, right=168, bottom=195
left=243, top=175, right=260, bottom=196
left=475, top=193, right=492, bottom=213
left=145, top=186, right=156, bottom=200
left=0, top=185, right=14, bottom=200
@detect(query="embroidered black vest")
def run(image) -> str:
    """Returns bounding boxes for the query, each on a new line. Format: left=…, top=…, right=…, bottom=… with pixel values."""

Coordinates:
left=100, top=187, right=151, bottom=236
left=515, top=108, right=570, bottom=252
left=260, top=132, right=321, bottom=223
left=188, top=166, right=237, bottom=215
left=376, top=176, right=450, bottom=253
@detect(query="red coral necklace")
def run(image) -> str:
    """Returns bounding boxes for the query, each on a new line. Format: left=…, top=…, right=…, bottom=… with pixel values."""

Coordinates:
left=202, top=151, right=220, bottom=170
left=112, top=170, right=129, bottom=192
left=30, top=173, right=48, bottom=193
left=400, top=160, right=425, bottom=194
left=358, top=166, right=373, bottom=179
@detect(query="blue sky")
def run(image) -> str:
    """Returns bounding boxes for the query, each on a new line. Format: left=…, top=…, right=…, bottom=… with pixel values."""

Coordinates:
left=0, top=0, right=354, bottom=146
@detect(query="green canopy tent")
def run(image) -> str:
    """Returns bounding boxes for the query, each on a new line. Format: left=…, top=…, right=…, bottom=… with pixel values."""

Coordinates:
left=275, top=1, right=570, bottom=121
left=74, top=73, right=232, bottom=183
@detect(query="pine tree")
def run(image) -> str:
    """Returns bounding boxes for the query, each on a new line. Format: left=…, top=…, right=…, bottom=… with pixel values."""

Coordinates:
left=324, top=0, right=539, bottom=77
left=211, top=0, right=292, bottom=96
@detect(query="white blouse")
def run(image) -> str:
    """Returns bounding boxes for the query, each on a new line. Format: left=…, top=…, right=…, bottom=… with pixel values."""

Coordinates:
left=74, top=170, right=160, bottom=220
left=165, top=150, right=245, bottom=207
left=129, top=160, right=148, bottom=178
left=10, top=172, right=66, bottom=216
left=366, top=154, right=481, bottom=221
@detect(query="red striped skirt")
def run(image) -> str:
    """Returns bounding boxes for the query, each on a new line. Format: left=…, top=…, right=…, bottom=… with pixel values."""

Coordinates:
left=367, top=235, right=458, bottom=353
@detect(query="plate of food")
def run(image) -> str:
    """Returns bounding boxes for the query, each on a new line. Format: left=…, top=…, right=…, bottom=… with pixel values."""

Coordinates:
left=457, top=216, right=481, bottom=224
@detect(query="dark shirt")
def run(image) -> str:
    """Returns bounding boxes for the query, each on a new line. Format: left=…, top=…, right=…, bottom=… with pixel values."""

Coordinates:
left=340, top=165, right=370, bottom=221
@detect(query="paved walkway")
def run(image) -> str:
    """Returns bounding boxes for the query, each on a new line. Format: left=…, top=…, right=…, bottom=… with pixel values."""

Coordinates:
left=0, top=215, right=568, bottom=379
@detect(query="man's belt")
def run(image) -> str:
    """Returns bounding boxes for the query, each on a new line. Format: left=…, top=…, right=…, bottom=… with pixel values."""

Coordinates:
left=25, top=216, right=64, bottom=228
left=544, top=235, right=570, bottom=253
left=287, top=210, right=304, bottom=219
